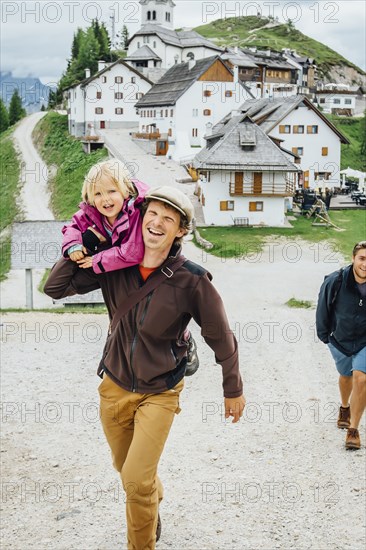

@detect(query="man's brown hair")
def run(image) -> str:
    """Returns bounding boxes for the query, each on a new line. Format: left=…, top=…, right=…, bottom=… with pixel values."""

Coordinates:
left=353, top=241, right=366, bottom=256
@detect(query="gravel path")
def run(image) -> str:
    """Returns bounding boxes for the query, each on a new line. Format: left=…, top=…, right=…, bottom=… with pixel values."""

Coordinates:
left=0, top=112, right=54, bottom=309
left=1, top=239, right=365, bottom=550
left=14, top=112, right=53, bottom=221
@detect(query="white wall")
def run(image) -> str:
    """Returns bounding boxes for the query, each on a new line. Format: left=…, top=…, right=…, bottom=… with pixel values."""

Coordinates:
left=201, top=171, right=289, bottom=226
left=316, top=93, right=356, bottom=113
left=269, top=104, right=341, bottom=188
left=140, top=0, right=175, bottom=29
left=68, top=85, right=86, bottom=135
left=175, top=80, right=252, bottom=148
left=68, top=63, right=152, bottom=136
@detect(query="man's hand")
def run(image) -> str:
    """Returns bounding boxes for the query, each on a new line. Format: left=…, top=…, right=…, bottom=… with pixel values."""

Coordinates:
left=224, top=395, right=246, bottom=423
left=77, top=255, right=93, bottom=269
left=69, top=247, right=87, bottom=262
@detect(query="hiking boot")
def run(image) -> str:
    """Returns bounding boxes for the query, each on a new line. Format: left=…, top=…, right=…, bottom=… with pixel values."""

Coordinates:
left=337, top=405, right=351, bottom=429
left=185, top=334, right=199, bottom=376
left=345, top=428, right=361, bottom=450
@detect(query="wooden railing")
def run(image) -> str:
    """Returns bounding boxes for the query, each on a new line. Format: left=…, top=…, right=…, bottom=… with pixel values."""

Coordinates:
left=229, top=179, right=295, bottom=196
left=132, top=132, right=160, bottom=140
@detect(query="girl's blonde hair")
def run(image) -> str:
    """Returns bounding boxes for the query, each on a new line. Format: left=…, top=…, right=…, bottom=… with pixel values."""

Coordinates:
left=82, top=159, right=136, bottom=205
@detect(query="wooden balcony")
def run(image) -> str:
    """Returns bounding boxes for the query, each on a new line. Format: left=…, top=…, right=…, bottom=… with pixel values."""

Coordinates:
left=132, top=132, right=161, bottom=140
left=229, top=179, right=295, bottom=197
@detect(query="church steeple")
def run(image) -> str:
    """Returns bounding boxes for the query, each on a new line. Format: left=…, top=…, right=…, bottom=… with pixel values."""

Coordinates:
left=139, top=0, right=175, bottom=29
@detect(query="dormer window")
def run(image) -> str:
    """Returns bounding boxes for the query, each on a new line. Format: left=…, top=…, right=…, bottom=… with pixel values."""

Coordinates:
left=187, top=52, right=195, bottom=60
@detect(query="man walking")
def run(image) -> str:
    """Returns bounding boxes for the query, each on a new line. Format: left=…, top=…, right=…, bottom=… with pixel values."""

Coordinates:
left=45, top=186, right=245, bottom=548
left=316, top=241, right=366, bottom=450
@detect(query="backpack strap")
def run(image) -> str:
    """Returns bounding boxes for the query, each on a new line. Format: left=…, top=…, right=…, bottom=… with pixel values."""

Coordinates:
left=330, top=267, right=344, bottom=308
left=110, top=255, right=186, bottom=332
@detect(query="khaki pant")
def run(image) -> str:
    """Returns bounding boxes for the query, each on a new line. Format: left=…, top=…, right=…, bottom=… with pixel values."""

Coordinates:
left=98, top=374, right=184, bottom=550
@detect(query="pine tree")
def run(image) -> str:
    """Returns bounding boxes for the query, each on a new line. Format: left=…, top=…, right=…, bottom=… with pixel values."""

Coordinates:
left=8, top=89, right=26, bottom=126
left=92, top=20, right=110, bottom=60
left=121, top=25, right=129, bottom=50
left=0, top=98, right=9, bottom=132
left=71, top=28, right=85, bottom=60
left=77, top=27, right=101, bottom=75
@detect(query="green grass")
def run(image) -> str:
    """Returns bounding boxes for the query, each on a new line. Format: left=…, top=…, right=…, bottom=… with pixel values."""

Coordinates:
left=326, top=115, right=366, bottom=172
left=33, top=112, right=108, bottom=219
left=286, top=298, right=313, bottom=309
left=194, top=16, right=365, bottom=75
left=0, top=128, right=21, bottom=230
left=198, top=211, right=366, bottom=260
left=0, top=128, right=22, bottom=281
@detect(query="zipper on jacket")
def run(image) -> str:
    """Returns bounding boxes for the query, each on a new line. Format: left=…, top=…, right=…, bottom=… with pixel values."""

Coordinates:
left=359, top=299, right=363, bottom=307
left=129, top=292, right=153, bottom=392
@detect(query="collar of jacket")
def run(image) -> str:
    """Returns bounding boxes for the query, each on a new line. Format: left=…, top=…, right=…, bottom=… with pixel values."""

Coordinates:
left=344, top=264, right=359, bottom=290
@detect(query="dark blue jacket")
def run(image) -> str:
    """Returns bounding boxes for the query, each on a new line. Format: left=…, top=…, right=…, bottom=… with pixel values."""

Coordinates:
left=316, top=265, right=366, bottom=356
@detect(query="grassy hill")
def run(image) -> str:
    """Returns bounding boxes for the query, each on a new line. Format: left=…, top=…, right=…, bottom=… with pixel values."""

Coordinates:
left=326, top=115, right=366, bottom=172
left=33, top=112, right=108, bottom=219
left=0, top=127, right=21, bottom=280
left=194, top=16, right=365, bottom=78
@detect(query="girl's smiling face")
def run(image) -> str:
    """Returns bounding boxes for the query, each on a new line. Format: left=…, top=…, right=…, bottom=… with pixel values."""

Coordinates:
left=92, top=175, right=126, bottom=225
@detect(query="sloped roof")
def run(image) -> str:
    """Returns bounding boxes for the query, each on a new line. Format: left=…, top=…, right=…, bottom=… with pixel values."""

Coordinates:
left=177, top=30, right=222, bottom=50
left=193, top=115, right=301, bottom=171
left=239, top=96, right=350, bottom=144
left=135, top=55, right=227, bottom=107
left=125, top=45, right=161, bottom=61
left=72, top=59, right=154, bottom=89
left=140, top=0, right=175, bottom=4
left=129, top=24, right=223, bottom=51
left=139, top=0, right=175, bottom=5
left=221, top=49, right=258, bottom=69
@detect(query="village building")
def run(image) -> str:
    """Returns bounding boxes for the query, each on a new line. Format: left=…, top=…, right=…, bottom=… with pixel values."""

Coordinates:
left=125, top=0, right=223, bottom=82
left=192, top=114, right=300, bottom=227
left=134, top=55, right=253, bottom=160
left=238, top=96, right=349, bottom=189
left=241, top=48, right=299, bottom=98
left=281, top=49, right=317, bottom=93
left=314, top=83, right=362, bottom=116
left=66, top=60, right=153, bottom=137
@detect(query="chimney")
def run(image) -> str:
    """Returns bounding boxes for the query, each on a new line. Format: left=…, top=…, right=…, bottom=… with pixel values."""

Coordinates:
left=98, top=60, right=107, bottom=72
left=234, top=46, right=238, bottom=54
left=188, top=59, right=196, bottom=70
left=233, top=65, right=239, bottom=83
left=205, top=122, right=213, bottom=137
left=85, top=68, right=91, bottom=78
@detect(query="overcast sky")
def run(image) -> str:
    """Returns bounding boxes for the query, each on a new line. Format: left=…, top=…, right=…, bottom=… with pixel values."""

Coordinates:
left=1, top=0, right=365, bottom=85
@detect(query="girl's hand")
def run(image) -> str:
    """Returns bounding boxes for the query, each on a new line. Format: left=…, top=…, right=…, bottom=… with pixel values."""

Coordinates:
left=69, top=248, right=87, bottom=262
left=77, top=256, right=93, bottom=269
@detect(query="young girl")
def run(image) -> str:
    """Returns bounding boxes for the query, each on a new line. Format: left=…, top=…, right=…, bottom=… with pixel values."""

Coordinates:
left=62, top=159, right=149, bottom=273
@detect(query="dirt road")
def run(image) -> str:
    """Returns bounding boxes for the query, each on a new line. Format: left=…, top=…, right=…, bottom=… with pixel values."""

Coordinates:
left=1, top=239, right=365, bottom=550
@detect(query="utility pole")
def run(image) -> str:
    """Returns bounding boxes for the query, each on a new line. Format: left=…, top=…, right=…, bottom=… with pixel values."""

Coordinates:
left=110, top=11, right=116, bottom=49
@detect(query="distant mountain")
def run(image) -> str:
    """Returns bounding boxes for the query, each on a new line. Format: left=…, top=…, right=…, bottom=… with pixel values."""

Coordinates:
left=194, top=16, right=366, bottom=86
left=0, top=72, right=54, bottom=113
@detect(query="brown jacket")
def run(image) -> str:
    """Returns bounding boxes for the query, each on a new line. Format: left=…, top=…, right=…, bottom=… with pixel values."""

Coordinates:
left=44, top=246, right=243, bottom=398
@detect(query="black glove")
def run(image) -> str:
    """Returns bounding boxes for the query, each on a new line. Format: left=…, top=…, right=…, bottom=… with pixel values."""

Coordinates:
left=82, top=229, right=101, bottom=253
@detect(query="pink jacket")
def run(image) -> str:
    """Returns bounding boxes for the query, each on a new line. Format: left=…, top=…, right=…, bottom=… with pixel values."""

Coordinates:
left=61, top=179, right=149, bottom=274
